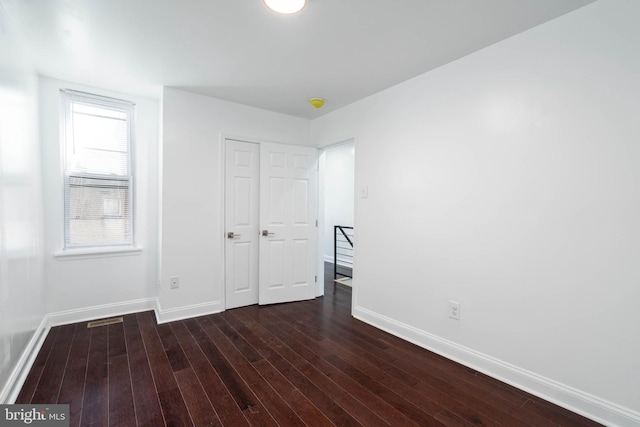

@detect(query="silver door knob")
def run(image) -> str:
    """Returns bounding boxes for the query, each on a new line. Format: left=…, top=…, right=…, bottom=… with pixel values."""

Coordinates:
left=261, top=230, right=275, bottom=236
left=227, top=232, right=241, bottom=239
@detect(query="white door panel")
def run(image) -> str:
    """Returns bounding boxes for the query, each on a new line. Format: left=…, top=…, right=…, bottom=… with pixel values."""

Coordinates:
left=224, top=140, right=260, bottom=309
left=259, top=142, right=317, bottom=305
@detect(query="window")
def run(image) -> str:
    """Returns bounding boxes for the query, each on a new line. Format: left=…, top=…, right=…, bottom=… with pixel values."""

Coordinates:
left=61, top=89, right=135, bottom=249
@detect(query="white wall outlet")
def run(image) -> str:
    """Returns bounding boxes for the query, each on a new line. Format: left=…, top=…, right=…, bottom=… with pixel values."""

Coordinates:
left=170, top=276, right=180, bottom=289
left=449, top=300, right=460, bottom=320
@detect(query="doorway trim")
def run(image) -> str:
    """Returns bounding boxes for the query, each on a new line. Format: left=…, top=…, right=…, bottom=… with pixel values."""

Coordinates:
left=316, top=136, right=357, bottom=303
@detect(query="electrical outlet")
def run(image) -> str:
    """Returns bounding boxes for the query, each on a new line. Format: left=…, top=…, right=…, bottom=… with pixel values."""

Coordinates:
left=170, top=276, right=179, bottom=289
left=449, top=300, right=460, bottom=320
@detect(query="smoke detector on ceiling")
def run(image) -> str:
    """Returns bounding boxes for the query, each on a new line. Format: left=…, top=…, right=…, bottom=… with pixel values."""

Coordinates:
left=309, top=98, right=324, bottom=109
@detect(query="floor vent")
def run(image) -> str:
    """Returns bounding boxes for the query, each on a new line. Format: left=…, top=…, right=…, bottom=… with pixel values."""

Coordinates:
left=87, top=317, right=123, bottom=328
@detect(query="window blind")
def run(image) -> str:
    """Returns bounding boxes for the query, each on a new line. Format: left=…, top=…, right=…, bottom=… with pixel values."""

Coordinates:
left=61, top=89, right=135, bottom=248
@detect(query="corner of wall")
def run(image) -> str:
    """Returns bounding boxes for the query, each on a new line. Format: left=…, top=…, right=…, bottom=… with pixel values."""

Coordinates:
left=0, top=316, right=50, bottom=404
left=47, top=298, right=157, bottom=327
left=154, top=299, right=223, bottom=324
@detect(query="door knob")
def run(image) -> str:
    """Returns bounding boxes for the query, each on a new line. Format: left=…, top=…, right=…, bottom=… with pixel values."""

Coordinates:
left=261, top=230, right=275, bottom=236
left=227, top=232, right=241, bottom=239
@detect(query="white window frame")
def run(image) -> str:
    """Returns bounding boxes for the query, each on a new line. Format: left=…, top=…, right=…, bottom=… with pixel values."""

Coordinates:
left=58, top=89, right=137, bottom=254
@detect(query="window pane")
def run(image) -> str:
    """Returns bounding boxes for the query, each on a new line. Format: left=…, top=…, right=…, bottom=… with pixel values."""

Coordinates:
left=72, top=111, right=128, bottom=152
left=68, top=104, right=129, bottom=175
left=68, top=218, right=132, bottom=246
left=66, top=176, right=132, bottom=247
left=68, top=149, right=128, bottom=175
left=72, top=102, right=127, bottom=121
left=61, top=89, right=134, bottom=249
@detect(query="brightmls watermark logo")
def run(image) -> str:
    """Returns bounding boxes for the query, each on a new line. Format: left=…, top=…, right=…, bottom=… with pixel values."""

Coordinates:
left=0, top=405, right=69, bottom=426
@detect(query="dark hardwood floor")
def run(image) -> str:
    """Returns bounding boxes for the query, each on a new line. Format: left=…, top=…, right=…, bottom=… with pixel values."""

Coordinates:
left=17, top=264, right=601, bottom=426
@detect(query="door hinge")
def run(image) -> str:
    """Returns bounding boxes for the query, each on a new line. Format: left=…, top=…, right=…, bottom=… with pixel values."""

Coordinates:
left=315, top=219, right=318, bottom=227
left=315, top=275, right=317, bottom=282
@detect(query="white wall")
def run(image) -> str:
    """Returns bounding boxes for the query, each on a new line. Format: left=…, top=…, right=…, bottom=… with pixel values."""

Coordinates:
left=0, top=4, right=46, bottom=402
left=310, top=0, right=640, bottom=424
left=322, top=142, right=354, bottom=262
left=39, top=77, right=160, bottom=321
left=160, top=87, right=310, bottom=321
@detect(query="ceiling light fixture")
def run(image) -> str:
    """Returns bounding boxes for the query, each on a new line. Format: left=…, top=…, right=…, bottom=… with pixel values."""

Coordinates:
left=264, top=0, right=306, bottom=14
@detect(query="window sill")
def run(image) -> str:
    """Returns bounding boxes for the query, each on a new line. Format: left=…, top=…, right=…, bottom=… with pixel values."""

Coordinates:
left=54, top=246, right=143, bottom=261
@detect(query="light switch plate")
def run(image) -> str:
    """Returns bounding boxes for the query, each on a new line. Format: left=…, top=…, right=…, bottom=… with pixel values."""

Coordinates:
left=360, top=185, right=368, bottom=199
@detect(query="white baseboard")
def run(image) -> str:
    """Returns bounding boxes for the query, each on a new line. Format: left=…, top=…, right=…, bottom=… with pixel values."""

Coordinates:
left=154, top=300, right=222, bottom=324
left=353, top=305, right=640, bottom=427
left=0, top=317, right=50, bottom=404
left=48, top=298, right=157, bottom=326
left=0, top=297, right=223, bottom=404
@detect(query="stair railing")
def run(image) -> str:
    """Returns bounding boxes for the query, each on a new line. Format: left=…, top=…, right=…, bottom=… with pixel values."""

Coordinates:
left=334, top=225, right=354, bottom=287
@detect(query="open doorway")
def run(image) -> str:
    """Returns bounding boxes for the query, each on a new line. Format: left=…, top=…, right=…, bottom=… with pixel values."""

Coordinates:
left=317, top=139, right=355, bottom=295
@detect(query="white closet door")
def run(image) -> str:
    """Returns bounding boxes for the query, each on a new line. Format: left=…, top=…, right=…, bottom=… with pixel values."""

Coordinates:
left=259, top=142, right=317, bottom=305
left=224, top=139, right=260, bottom=309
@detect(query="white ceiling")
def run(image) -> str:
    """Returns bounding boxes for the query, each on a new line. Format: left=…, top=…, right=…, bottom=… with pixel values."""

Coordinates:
left=2, top=0, right=594, bottom=119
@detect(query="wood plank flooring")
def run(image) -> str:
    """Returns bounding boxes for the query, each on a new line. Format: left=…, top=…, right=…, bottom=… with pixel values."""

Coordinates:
left=16, top=265, right=602, bottom=426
